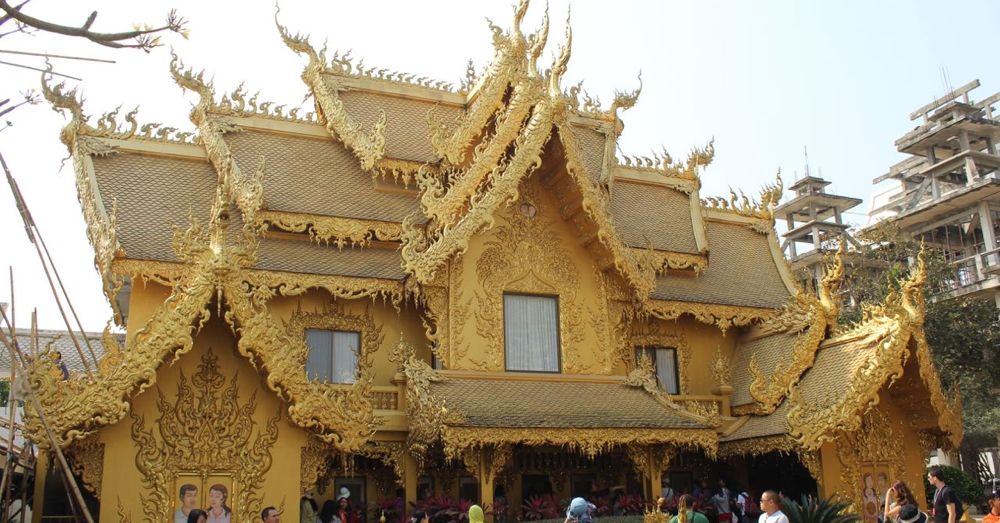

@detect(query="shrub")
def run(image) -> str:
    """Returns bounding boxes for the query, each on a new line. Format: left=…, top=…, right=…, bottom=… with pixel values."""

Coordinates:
left=782, top=495, right=859, bottom=523
left=924, top=465, right=986, bottom=508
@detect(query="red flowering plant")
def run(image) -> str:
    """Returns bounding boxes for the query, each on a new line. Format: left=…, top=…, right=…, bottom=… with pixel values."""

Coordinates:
left=493, top=497, right=509, bottom=523
left=522, top=494, right=561, bottom=521
left=615, top=494, right=647, bottom=516
left=374, top=496, right=404, bottom=523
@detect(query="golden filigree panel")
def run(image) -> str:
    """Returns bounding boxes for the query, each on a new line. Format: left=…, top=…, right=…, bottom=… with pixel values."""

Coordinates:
left=66, top=435, right=104, bottom=499
left=467, top=186, right=613, bottom=374
left=440, top=426, right=718, bottom=460
left=259, top=210, right=403, bottom=248
left=129, top=348, right=281, bottom=523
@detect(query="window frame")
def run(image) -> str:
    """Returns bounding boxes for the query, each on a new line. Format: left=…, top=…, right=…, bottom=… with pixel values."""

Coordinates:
left=634, top=345, right=681, bottom=395
left=502, top=291, right=562, bottom=373
left=305, top=328, right=361, bottom=384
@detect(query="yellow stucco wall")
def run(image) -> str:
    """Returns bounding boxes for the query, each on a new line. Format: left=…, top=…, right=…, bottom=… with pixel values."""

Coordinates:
left=817, top=391, right=932, bottom=516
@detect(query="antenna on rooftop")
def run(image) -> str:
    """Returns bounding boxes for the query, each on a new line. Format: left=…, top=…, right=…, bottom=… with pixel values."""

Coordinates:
left=939, top=66, right=954, bottom=96
left=804, top=146, right=811, bottom=177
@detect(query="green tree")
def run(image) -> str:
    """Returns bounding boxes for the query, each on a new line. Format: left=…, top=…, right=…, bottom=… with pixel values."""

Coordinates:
left=840, top=223, right=1000, bottom=476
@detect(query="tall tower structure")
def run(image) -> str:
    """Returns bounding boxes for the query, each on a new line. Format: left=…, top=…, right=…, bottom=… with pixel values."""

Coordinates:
left=775, top=175, right=861, bottom=288
left=868, top=80, right=1000, bottom=305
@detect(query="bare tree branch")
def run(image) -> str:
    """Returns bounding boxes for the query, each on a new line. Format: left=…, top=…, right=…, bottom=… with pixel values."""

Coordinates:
left=0, top=0, right=30, bottom=28
left=0, top=0, right=187, bottom=52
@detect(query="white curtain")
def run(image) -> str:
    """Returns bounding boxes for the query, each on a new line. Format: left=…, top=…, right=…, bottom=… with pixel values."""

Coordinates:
left=655, top=348, right=679, bottom=394
left=504, top=294, right=559, bottom=372
left=305, top=329, right=359, bottom=383
left=332, top=331, right=359, bottom=384
left=637, top=347, right=679, bottom=394
left=306, top=329, right=333, bottom=382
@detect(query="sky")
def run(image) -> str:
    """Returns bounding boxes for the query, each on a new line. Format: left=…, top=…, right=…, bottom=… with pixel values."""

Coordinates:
left=1, top=0, right=998, bottom=331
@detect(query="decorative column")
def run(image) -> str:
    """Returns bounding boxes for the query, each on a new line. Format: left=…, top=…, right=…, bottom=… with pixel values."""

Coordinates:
left=404, top=451, right=419, bottom=516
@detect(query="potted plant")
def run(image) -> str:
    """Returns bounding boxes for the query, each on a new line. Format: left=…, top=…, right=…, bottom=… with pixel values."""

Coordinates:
left=782, top=496, right=859, bottom=523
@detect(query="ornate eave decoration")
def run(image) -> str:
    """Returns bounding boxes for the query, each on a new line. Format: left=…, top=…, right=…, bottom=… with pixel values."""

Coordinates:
left=277, top=17, right=387, bottom=173
left=717, top=434, right=799, bottom=458
left=785, top=252, right=962, bottom=450
left=428, top=0, right=540, bottom=166
left=41, top=74, right=130, bottom=325
left=616, top=139, right=714, bottom=183
left=742, top=245, right=845, bottom=415
left=440, top=426, right=719, bottom=461
left=25, top=97, right=395, bottom=452
left=258, top=210, right=403, bottom=248
left=701, top=173, right=784, bottom=232
left=646, top=299, right=776, bottom=334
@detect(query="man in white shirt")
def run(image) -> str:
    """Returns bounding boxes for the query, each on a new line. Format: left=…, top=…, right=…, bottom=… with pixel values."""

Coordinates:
left=758, top=491, right=789, bottom=523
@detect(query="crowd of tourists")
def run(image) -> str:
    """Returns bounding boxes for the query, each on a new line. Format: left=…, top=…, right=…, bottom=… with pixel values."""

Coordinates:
left=177, top=464, right=1000, bottom=523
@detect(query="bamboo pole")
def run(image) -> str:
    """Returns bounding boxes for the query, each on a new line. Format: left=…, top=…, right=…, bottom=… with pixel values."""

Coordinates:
left=0, top=348, right=19, bottom=516
left=1, top=155, right=94, bottom=378
left=0, top=327, right=93, bottom=523
left=34, top=230, right=100, bottom=368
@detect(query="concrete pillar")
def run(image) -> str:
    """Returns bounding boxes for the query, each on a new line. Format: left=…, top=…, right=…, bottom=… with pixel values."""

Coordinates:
left=979, top=202, right=998, bottom=268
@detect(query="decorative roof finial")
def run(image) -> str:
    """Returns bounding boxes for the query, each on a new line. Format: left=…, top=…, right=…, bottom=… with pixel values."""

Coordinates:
left=526, top=1, right=549, bottom=78
left=548, top=7, right=572, bottom=97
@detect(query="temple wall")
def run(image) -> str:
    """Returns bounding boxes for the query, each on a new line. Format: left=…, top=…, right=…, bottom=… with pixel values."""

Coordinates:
left=98, top=315, right=308, bottom=522
left=447, top=176, right=620, bottom=374
left=817, top=391, right=931, bottom=517
left=265, top=289, right=432, bottom=387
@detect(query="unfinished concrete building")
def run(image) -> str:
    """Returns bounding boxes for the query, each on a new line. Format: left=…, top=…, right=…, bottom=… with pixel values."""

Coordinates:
left=775, top=174, right=861, bottom=289
left=868, top=80, right=1000, bottom=305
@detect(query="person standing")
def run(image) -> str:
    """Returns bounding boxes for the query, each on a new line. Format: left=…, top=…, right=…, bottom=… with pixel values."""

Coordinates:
left=711, top=481, right=732, bottom=523
left=670, top=494, right=710, bottom=523
left=883, top=480, right=918, bottom=523
left=927, top=467, right=963, bottom=523
left=981, top=492, right=999, bottom=523
left=758, top=491, right=788, bottom=523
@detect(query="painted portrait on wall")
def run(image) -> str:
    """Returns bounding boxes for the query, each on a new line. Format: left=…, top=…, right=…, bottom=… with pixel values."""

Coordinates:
left=171, top=475, right=235, bottom=523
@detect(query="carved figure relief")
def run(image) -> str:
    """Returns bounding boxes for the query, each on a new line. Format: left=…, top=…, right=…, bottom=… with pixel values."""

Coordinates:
left=129, top=348, right=281, bottom=523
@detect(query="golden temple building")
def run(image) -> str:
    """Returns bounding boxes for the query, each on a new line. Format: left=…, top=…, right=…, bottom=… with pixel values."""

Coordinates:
left=25, top=2, right=961, bottom=521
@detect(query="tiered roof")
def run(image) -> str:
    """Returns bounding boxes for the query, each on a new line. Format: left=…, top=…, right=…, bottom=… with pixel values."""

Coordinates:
left=29, top=0, right=960, bottom=458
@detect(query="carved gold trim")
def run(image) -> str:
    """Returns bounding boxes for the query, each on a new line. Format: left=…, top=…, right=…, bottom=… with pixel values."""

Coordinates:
left=643, top=249, right=707, bottom=274
left=170, top=53, right=266, bottom=230
left=41, top=75, right=129, bottom=325
left=440, top=426, right=718, bottom=460
left=277, top=21, right=387, bottom=171
left=428, top=0, right=539, bottom=165
left=259, top=210, right=403, bottom=248
left=717, top=434, right=799, bottom=458
left=66, top=435, right=104, bottom=499
left=130, top=348, right=280, bottom=523
left=743, top=248, right=844, bottom=414
left=786, top=253, right=961, bottom=450
left=701, top=173, right=783, bottom=224
left=401, top=93, right=558, bottom=284
left=468, top=185, right=613, bottom=373
left=646, top=300, right=775, bottom=334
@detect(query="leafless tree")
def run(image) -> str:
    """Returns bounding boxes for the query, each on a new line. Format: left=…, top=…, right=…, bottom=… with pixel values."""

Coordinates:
left=0, top=0, right=187, bottom=51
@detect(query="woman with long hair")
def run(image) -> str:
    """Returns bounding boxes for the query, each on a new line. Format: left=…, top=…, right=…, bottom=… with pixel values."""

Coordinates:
left=671, top=495, right=710, bottom=523
left=206, top=484, right=232, bottom=523
left=884, top=480, right=918, bottom=523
